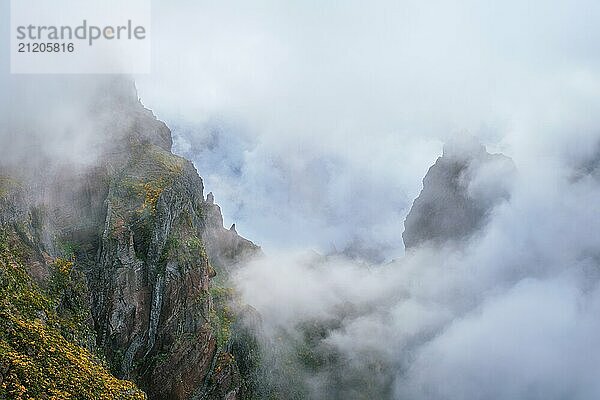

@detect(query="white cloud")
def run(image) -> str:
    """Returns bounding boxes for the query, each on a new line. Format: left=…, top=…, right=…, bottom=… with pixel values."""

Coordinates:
left=134, top=0, right=600, bottom=257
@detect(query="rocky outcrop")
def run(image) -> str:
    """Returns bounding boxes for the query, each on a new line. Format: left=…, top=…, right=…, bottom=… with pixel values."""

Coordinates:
left=0, top=181, right=146, bottom=398
left=403, top=139, right=515, bottom=250
left=0, top=79, right=260, bottom=399
left=202, top=197, right=259, bottom=274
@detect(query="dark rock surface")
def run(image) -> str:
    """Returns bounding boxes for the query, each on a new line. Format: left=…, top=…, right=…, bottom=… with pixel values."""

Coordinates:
left=403, top=139, right=515, bottom=250
left=0, top=80, right=260, bottom=399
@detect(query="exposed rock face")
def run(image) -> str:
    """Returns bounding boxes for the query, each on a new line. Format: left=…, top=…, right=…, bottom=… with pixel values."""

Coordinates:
left=0, top=79, right=260, bottom=399
left=0, top=176, right=26, bottom=226
left=202, top=200, right=258, bottom=273
left=0, top=177, right=146, bottom=398
left=403, top=139, right=515, bottom=250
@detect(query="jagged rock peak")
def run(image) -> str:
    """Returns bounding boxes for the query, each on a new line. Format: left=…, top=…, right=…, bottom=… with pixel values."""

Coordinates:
left=403, top=138, right=515, bottom=250
left=206, top=191, right=215, bottom=204
left=90, top=77, right=173, bottom=154
left=0, top=78, right=261, bottom=399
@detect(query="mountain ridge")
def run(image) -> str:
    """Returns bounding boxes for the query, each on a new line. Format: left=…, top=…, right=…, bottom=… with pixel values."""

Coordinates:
left=0, top=79, right=260, bottom=399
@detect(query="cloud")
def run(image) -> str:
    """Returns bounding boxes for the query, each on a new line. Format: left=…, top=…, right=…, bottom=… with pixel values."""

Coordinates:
left=397, top=277, right=600, bottom=400
left=130, top=3, right=600, bottom=396
left=3, top=1, right=600, bottom=398
left=233, top=144, right=600, bottom=398
left=135, top=0, right=600, bottom=258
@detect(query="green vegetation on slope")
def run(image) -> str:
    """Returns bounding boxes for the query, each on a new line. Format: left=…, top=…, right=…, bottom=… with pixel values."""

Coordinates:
left=0, top=229, right=146, bottom=399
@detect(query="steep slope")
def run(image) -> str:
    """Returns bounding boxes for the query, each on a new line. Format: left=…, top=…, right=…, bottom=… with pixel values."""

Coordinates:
left=0, top=80, right=260, bottom=399
left=403, top=139, right=515, bottom=249
left=0, top=180, right=146, bottom=399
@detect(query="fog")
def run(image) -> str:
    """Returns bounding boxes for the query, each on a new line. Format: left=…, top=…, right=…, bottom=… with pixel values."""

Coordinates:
left=234, top=151, right=600, bottom=398
left=135, top=0, right=600, bottom=259
left=133, top=1, right=600, bottom=398
left=3, top=0, right=600, bottom=398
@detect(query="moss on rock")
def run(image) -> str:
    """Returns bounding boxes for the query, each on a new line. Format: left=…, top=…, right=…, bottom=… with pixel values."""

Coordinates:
left=0, top=229, right=146, bottom=399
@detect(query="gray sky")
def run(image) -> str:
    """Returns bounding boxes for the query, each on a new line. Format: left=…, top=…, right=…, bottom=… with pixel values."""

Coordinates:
left=135, top=0, right=600, bottom=258
left=3, top=1, right=600, bottom=398
left=3, top=0, right=600, bottom=257
left=133, top=4, right=600, bottom=397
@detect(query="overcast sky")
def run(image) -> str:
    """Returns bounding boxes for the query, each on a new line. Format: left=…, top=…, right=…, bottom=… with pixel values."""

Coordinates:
left=3, top=2, right=600, bottom=398
left=134, top=0, right=600, bottom=258
left=2, top=0, right=599, bottom=257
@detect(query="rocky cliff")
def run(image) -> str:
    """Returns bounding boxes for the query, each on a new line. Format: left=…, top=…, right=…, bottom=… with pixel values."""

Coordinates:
left=0, top=80, right=260, bottom=399
left=403, top=139, right=516, bottom=249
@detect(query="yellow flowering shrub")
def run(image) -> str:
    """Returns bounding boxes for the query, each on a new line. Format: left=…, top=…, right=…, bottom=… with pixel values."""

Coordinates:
left=0, top=230, right=146, bottom=399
